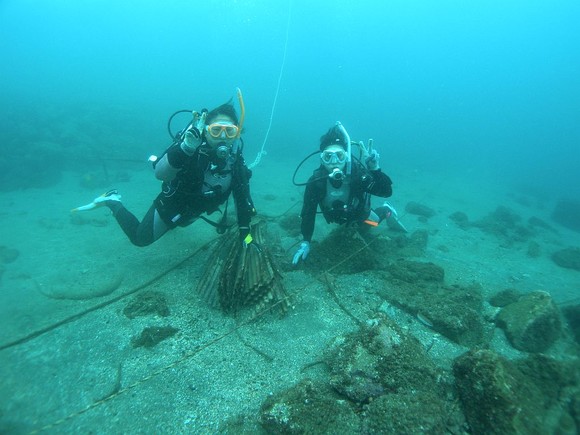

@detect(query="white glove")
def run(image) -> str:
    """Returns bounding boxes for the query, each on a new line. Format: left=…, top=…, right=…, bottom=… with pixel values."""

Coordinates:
left=180, top=127, right=202, bottom=156
left=365, top=149, right=380, bottom=170
left=360, top=139, right=380, bottom=170
left=292, top=241, right=310, bottom=265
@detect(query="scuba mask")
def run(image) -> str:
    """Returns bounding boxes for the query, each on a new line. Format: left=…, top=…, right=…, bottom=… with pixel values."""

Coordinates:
left=206, top=122, right=239, bottom=139
left=321, top=146, right=347, bottom=181
left=204, top=122, right=238, bottom=160
left=207, top=123, right=238, bottom=159
left=205, top=88, right=246, bottom=160
left=320, top=122, right=352, bottom=181
left=321, top=149, right=347, bottom=165
left=291, top=122, right=353, bottom=187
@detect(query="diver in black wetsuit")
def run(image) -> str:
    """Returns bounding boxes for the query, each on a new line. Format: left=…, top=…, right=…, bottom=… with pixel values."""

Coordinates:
left=74, top=95, right=257, bottom=248
left=292, top=122, right=399, bottom=265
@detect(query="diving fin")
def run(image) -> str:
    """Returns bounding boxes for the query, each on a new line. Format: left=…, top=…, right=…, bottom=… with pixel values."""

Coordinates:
left=381, top=202, right=408, bottom=233
left=71, top=190, right=121, bottom=212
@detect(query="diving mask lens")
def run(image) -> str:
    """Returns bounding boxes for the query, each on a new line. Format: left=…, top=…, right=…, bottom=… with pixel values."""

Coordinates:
left=321, top=150, right=347, bottom=165
left=207, top=123, right=239, bottom=139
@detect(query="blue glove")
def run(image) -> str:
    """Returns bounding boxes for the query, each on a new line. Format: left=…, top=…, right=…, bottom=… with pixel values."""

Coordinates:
left=365, top=149, right=380, bottom=170
left=292, top=241, right=310, bottom=265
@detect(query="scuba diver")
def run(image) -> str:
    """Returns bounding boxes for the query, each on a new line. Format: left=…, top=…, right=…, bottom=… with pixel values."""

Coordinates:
left=73, top=90, right=257, bottom=248
left=292, top=122, right=405, bottom=266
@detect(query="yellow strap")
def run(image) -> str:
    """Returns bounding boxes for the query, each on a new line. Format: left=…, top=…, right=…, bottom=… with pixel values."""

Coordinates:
left=243, top=233, right=253, bottom=244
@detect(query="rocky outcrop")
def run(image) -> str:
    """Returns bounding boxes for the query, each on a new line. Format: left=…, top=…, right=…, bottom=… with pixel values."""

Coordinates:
left=379, top=260, right=490, bottom=347
left=259, top=316, right=462, bottom=433
left=496, top=290, right=562, bottom=352
left=453, top=349, right=579, bottom=435
left=552, top=247, right=580, bottom=271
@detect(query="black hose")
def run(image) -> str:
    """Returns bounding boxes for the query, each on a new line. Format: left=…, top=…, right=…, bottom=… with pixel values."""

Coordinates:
left=292, top=150, right=322, bottom=186
left=167, top=109, right=193, bottom=140
left=292, top=150, right=364, bottom=186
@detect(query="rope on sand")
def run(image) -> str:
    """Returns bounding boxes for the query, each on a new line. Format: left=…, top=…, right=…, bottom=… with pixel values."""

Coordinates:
left=21, top=209, right=385, bottom=433
left=0, top=238, right=218, bottom=352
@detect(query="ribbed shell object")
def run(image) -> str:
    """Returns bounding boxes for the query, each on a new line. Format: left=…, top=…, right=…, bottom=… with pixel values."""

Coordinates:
left=197, top=219, right=288, bottom=315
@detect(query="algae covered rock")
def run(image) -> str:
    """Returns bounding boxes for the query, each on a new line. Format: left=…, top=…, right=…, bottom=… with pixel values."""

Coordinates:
left=379, top=262, right=489, bottom=347
left=324, top=316, right=455, bottom=432
left=472, top=205, right=535, bottom=246
left=552, top=247, right=580, bottom=271
left=562, top=304, right=580, bottom=344
left=131, top=325, right=178, bottom=348
left=123, top=291, right=170, bottom=319
left=304, top=226, right=379, bottom=274
left=453, top=349, right=579, bottom=435
left=489, top=288, right=521, bottom=307
left=259, top=316, right=466, bottom=434
left=373, top=229, right=429, bottom=258
left=387, top=259, right=444, bottom=283
left=515, top=354, right=579, bottom=406
left=259, top=379, right=360, bottom=434
left=449, top=211, right=470, bottom=229
left=496, top=290, right=562, bottom=352
left=305, top=226, right=430, bottom=276
left=325, top=316, right=439, bottom=404
left=364, top=391, right=447, bottom=434
left=405, top=201, right=436, bottom=218
left=453, top=349, right=545, bottom=434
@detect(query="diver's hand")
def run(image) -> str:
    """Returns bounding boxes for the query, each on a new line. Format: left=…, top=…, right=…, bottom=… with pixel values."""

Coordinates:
left=180, top=126, right=202, bottom=156
left=242, top=232, right=262, bottom=252
left=365, top=149, right=380, bottom=170
left=242, top=233, right=254, bottom=248
left=292, top=241, right=310, bottom=266
left=360, top=140, right=380, bottom=170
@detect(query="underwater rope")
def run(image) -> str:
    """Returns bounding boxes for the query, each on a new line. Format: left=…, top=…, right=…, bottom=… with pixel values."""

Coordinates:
left=248, top=0, right=292, bottom=170
left=28, top=226, right=387, bottom=433
left=1, top=203, right=303, bottom=353
left=0, top=238, right=218, bottom=352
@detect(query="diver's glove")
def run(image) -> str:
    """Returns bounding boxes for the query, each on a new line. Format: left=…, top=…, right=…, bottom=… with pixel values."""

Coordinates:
left=365, top=149, right=380, bottom=170
left=242, top=232, right=254, bottom=248
left=292, top=241, right=310, bottom=266
left=180, top=126, right=203, bottom=156
left=360, top=139, right=380, bottom=170
left=241, top=230, right=261, bottom=252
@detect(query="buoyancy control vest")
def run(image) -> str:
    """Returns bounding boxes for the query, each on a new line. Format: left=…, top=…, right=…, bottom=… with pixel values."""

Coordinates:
left=320, top=176, right=352, bottom=224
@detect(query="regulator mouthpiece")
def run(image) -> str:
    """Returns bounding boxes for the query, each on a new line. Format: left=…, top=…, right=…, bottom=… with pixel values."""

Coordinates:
left=329, top=168, right=344, bottom=181
left=216, top=145, right=229, bottom=159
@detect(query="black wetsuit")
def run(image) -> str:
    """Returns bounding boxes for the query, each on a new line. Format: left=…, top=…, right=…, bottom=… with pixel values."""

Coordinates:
left=300, top=163, right=392, bottom=242
left=110, top=143, right=255, bottom=247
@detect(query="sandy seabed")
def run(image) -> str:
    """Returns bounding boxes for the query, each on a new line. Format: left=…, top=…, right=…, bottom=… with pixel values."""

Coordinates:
left=1, top=157, right=579, bottom=433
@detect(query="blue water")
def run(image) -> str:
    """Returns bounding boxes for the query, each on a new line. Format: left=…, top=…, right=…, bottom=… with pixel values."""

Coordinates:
left=1, top=0, right=579, bottom=197
left=1, top=2, right=580, bottom=432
